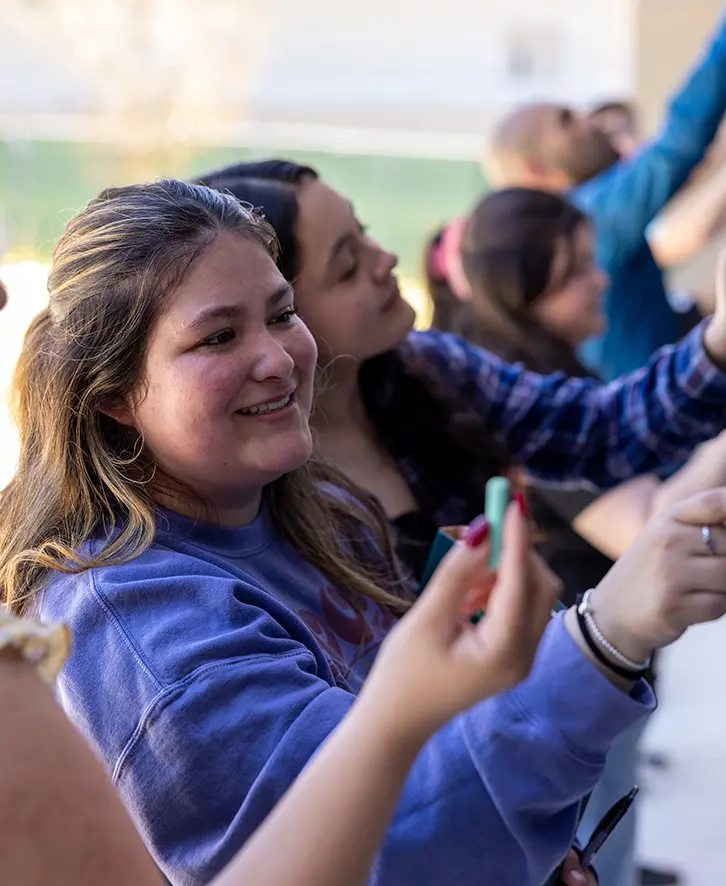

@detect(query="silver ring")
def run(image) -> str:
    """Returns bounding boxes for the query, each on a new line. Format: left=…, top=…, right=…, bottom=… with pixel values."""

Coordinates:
left=702, top=525, right=716, bottom=556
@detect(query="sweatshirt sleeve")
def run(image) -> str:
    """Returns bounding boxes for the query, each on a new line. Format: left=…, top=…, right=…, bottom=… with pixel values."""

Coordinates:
left=407, top=324, right=726, bottom=489
left=574, top=11, right=726, bottom=268
left=115, top=613, right=652, bottom=886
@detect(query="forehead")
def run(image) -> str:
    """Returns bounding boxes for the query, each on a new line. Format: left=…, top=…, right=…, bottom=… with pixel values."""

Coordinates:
left=295, top=179, right=356, bottom=264
left=164, top=232, right=283, bottom=322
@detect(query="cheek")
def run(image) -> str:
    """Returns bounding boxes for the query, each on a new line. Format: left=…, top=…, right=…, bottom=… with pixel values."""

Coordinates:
left=298, top=289, right=375, bottom=353
left=289, top=323, right=318, bottom=379
left=137, top=356, right=237, bottom=434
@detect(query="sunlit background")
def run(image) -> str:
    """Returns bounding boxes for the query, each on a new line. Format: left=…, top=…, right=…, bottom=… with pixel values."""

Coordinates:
left=2, top=3, right=726, bottom=881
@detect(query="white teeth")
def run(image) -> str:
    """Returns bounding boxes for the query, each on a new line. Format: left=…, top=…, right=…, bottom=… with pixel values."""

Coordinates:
left=238, top=394, right=292, bottom=416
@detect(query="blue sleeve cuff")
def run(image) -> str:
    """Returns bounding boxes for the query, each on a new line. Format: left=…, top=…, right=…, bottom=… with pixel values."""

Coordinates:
left=508, top=614, right=655, bottom=760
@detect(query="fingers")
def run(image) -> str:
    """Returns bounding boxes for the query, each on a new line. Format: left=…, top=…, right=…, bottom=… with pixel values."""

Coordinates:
left=484, top=505, right=560, bottom=636
left=669, top=487, right=726, bottom=527
left=491, top=503, right=528, bottom=598
left=674, top=555, right=726, bottom=592
left=679, top=590, right=726, bottom=627
left=560, top=850, right=589, bottom=886
left=690, top=524, right=726, bottom=558
left=414, top=530, right=492, bottom=621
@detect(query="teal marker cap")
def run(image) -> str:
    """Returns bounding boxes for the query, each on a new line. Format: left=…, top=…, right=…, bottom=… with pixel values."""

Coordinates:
left=485, top=477, right=511, bottom=570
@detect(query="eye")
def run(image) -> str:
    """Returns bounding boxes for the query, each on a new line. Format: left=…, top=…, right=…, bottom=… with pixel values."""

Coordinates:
left=339, top=262, right=360, bottom=282
left=198, top=328, right=235, bottom=348
left=271, top=306, right=299, bottom=325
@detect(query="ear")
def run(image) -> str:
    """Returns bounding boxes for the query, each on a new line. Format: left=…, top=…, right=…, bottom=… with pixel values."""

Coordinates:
left=99, top=396, right=137, bottom=429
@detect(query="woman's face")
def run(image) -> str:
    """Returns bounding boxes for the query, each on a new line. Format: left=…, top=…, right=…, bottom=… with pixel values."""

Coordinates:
left=530, top=223, right=608, bottom=347
left=292, top=179, right=416, bottom=365
left=109, top=232, right=317, bottom=519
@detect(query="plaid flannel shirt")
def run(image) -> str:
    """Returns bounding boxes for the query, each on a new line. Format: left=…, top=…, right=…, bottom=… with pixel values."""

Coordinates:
left=401, top=322, right=726, bottom=528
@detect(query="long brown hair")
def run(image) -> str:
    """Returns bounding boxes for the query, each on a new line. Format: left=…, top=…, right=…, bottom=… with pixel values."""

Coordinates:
left=461, top=188, right=592, bottom=377
left=0, top=179, right=407, bottom=615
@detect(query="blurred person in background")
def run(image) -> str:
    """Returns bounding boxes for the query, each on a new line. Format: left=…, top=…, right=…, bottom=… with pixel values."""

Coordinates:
left=587, top=101, right=640, bottom=160
left=589, top=99, right=726, bottom=332
left=485, top=11, right=726, bottom=381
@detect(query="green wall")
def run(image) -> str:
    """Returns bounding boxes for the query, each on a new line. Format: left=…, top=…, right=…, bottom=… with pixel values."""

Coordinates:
left=0, top=141, right=487, bottom=280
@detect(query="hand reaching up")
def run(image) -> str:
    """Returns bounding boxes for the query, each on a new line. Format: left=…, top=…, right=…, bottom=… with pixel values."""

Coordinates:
left=358, top=503, right=561, bottom=744
left=576, top=487, right=726, bottom=673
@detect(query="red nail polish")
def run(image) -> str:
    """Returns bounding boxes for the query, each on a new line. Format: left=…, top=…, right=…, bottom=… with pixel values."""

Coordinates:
left=463, top=515, right=490, bottom=548
left=513, top=492, right=528, bottom=517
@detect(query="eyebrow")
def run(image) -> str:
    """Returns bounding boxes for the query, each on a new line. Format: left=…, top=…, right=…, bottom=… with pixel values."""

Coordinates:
left=183, top=282, right=295, bottom=332
left=327, top=231, right=357, bottom=269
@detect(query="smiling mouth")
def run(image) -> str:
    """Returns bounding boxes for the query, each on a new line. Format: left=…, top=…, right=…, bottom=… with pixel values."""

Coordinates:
left=236, top=393, right=295, bottom=416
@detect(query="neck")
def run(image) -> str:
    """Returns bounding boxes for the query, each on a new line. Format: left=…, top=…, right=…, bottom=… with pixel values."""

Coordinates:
left=156, top=486, right=263, bottom=527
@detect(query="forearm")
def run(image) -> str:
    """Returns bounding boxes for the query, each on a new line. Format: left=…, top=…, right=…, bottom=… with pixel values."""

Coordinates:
left=215, top=700, right=423, bottom=886
left=0, top=649, right=160, bottom=886
left=650, top=162, right=726, bottom=267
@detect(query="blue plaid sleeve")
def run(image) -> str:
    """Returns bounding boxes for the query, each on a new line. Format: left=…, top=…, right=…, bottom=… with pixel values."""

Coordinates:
left=406, top=322, right=726, bottom=488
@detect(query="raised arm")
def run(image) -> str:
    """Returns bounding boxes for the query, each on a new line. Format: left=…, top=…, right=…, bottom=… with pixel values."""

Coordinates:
left=648, top=153, right=726, bottom=268
left=575, top=11, right=726, bottom=268
left=0, top=518, right=592, bottom=886
left=407, top=317, right=726, bottom=490
left=52, top=563, right=644, bottom=886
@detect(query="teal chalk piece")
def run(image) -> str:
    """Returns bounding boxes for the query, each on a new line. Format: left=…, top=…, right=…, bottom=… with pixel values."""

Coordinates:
left=485, top=477, right=510, bottom=570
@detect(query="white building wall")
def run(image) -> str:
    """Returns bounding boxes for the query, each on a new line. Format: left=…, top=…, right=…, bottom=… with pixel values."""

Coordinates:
left=251, top=0, right=636, bottom=126
left=0, top=0, right=637, bottom=153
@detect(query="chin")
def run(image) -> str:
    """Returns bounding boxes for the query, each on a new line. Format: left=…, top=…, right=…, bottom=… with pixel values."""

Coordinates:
left=372, top=301, right=417, bottom=356
left=253, top=434, right=314, bottom=482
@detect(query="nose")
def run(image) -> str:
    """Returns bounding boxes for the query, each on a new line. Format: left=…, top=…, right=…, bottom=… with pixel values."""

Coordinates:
left=246, top=329, right=296, bottom=382
left=370, top=242, right=398, bottom=283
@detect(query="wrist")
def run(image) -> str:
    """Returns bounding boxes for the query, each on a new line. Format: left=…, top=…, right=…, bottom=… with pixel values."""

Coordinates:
left=565, top=607, right=644, bottom=692
left=351, top=692, right=434, bottom=761
left=585, top=590, right=654, bottom=665
left=703, top=317, right=726, bottom=370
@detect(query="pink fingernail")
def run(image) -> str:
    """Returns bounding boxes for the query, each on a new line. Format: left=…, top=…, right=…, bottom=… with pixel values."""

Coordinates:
left=463, top=515, right=490, bottom=548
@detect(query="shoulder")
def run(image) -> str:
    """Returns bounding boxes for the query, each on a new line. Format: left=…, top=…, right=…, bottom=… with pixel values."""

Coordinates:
left=404, top=329, right=503, bottom=378
left=571, top=164, right=622, bottom=214
left=40, top=538, right=323, bottom=691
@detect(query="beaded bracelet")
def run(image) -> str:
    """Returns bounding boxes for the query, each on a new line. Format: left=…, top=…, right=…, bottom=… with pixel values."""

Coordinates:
left=577, top=591, right=651, bottom=681
left=0, top=605, right=70, bottom=684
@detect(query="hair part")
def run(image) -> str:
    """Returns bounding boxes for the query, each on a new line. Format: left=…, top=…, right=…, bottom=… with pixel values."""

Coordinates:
left=0, top=178, right=408, bottom=616
left=197, top=160, right=317, bottom=283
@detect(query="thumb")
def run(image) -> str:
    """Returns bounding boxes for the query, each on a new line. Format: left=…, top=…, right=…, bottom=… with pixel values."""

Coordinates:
left=492, top=503, right=527, bottom=590
left=484, top=503, right=529, bottom=626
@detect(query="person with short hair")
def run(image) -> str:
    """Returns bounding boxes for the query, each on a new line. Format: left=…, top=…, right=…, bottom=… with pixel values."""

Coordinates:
left=485, top=12, right=726, bottom=381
